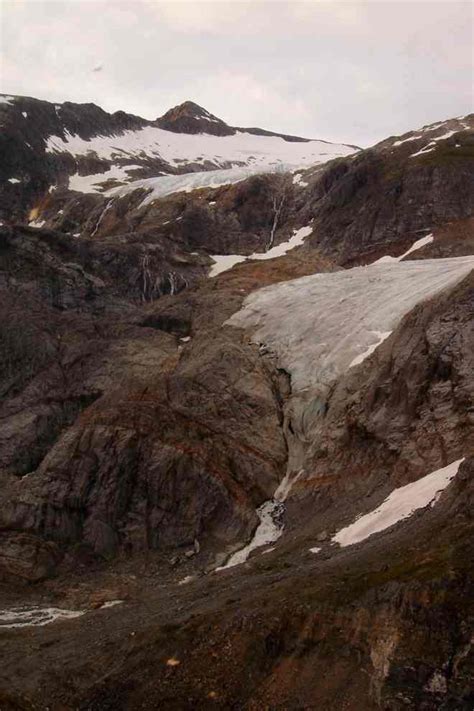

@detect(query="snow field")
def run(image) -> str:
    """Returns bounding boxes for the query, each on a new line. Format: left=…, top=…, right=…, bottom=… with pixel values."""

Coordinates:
left=46, top=125, right=355, bottom=170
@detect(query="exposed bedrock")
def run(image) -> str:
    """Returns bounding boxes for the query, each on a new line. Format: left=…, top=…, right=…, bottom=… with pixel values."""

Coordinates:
left=0, top=325, right=288, bottom=574
left=304, top=126, right=474, bottom=263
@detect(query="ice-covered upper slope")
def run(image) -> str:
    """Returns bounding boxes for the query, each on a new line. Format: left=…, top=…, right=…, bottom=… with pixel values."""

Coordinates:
left=40, top=99, right=358, bottom=198
left=0, top=94, right=358, bottom=208
left=47, top=125, right=356, bottom=191
left=227, top=256, right=474, bottom=399
left=42, top=97, right=356, bottom=170
left=46, top=125, right=355, bottom=166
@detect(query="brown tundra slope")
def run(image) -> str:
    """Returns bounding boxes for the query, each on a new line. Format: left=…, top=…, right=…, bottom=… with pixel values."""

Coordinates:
left=0, top=108, right=473, bottom=710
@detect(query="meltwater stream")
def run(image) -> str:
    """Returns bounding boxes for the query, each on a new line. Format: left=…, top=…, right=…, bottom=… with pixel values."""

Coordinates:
left=0, top=606, right=85, bottom=629
left=0, top=600, right=124, bottom=629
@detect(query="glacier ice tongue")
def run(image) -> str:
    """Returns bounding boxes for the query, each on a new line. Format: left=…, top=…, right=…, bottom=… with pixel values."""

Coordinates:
left=226, top=257, right=474, bottom=401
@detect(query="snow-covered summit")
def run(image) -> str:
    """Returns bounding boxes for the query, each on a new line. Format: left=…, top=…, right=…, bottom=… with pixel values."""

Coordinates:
left=1, top=93, right=359, bottom=206
left=44, top=112, right=357, bottom=197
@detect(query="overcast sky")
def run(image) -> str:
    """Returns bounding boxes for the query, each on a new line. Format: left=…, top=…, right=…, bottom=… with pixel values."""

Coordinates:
left=1, top=0, right=472, bottom=146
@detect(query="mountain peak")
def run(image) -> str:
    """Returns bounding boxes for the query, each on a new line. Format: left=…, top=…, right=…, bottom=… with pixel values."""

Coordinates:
left=156, top=100, right=235, bottom=136
left=168, top=100, right=216, bottom=118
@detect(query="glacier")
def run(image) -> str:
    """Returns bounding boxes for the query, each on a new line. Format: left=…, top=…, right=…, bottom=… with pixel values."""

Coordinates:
left=107, top=164, right=293, bottom=206
left=226, top=256, right=474, bottom=401
left=45, top=123, right=357, bottom=201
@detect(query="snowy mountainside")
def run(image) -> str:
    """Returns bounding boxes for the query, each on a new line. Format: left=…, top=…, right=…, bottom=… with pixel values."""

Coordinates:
left=43, top=121, right=337, bottom=167
left=298, top=113, right=474, bottom=264
left=0, top=93, right=357, bottom=222
left=44, top=115, right=356, bottom=193
left=51, top=129, right=355, bottom=198
left=376, top=113, right=474, bottom=156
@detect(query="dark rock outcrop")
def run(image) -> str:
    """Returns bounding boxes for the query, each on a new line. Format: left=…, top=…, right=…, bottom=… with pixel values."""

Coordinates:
left=2, top=230, right=335, bottom=573
left=302, top=116, right=474, bottom=263
left=156, top=100, right=235, bottom=136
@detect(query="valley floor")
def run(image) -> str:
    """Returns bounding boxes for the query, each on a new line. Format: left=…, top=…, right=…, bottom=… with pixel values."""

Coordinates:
left=1, top=459, right=473, bottom=710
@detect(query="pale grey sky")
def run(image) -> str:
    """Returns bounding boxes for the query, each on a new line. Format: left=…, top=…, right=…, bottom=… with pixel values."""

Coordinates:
left=1, top=0, right=472, bottom=146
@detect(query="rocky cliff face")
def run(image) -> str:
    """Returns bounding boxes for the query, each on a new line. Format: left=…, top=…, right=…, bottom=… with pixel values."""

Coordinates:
left=156, top=100, right=235, bottom=136
left=0, top=94, right=153, bottom=221
left=1, top=223, right=329, bottom=577
left=303, top=114, right=474, bottom=263
left=0, top=100, right=473, bottom=710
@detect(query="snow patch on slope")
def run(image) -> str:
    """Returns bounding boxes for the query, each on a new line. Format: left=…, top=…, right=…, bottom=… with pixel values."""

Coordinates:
left=333, top=459, right=464, bottom=547
left=209, top=225, right=313, bottom=277
left=252, top=225, right=313, bottom=261
left=292, top=172, right=309, bottom=187
left=410, top=129, right=458, bottom=159
left=99, top=600, right=124, bottom=609
left=410, top=144, right=436, bottom=159
left=392, top=134, right=422, bottom=146
left=209, top=254, right=247, bottom=277
left=68, top=164, right=143, bottom=193
left=0, top=606, right=85, bottom=628
left=374, top=234, right=434, bottom=264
